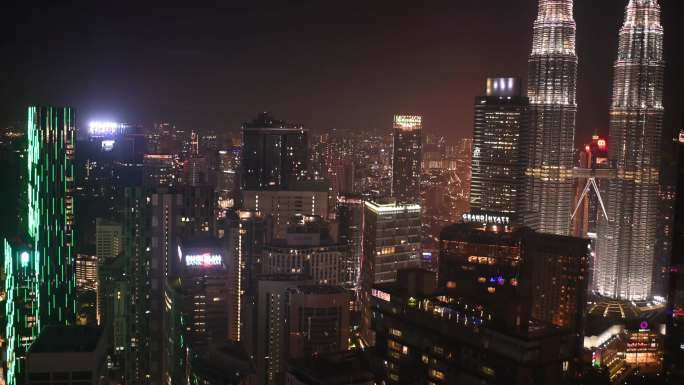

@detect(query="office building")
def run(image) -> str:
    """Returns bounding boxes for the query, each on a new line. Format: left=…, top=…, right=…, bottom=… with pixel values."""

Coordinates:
left=362, top=199, right=421, bottom=284
left=360, top=199, right=421, bottom=339
left=470, top=77, right=528, bottom=218
left=371, top=269, right=582, bottom=385
left=242, top=180, right=329, bottom=240
left=391, top=115, right=422, bottom=204
left=142, top=154, right=176, bottom=188
left=439, top=223, right=589, bottom=332
left=25, top=326, right=107, bottom=385
left=523, top=0, right=578, bottom=235
left=595, top=0, right=665, bottom=301
left=263, top=215, right=346, bottom=285
left=241, top=112, right=309, bottom=190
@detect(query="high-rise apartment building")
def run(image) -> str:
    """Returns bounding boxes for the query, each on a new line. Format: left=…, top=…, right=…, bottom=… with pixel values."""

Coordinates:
left=524, top=0, right=578, bottom=235
left=391, top=115, right=422, bottom=204
left=224, top=209, right=265, bottom=343
left=595, top=0, right=665, bottom=301
left=471, top=77, right=528, bottom=218
left=254, top=274, right=312, bottom=385
left=121, top=187, right=152, bottom=384
left=241, top=113, right=308, bottom=190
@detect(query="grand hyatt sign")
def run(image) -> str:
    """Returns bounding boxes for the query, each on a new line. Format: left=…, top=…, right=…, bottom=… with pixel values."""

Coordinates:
left=462, top=213, right=511, bottom=225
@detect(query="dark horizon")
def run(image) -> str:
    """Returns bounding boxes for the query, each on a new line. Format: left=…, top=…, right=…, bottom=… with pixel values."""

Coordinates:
left=1, top=0, right=682, bottom=142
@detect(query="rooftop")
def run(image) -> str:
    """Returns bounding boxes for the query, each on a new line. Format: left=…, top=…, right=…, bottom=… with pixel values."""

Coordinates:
left=288, top=351, right=375, bottom=385
left=29, top=326, right=103, bottom=354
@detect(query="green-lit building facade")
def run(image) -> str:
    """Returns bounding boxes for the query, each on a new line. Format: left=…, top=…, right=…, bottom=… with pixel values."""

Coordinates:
left=2, top=106, right=76, bottom=385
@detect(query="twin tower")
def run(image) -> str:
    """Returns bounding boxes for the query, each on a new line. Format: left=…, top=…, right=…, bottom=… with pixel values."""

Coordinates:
left=525, top=0, right=664, bottom=301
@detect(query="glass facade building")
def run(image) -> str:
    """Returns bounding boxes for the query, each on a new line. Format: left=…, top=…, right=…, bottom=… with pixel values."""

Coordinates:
left=471, top=77, right=528, bottom=217
left=595, top=0, right=664, bottom=301
left=523, top=0, right=578, bottom=236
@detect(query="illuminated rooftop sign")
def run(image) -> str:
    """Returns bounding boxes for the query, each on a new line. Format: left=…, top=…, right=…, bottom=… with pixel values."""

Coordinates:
left=89, top=121, right=124, bottom=137
left=462, top=213, right=511, bottom=225
left=393, top=115, right=422, bottom=131
left=365, top=201, right=421, bottom=215
left=372, top=289, right=391, bottom=302
left=185, top=253, right=222, bottom=267
left=485, top=77, right=521, bottom=97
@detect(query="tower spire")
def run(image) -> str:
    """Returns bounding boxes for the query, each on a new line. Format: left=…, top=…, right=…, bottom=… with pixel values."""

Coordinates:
left=522, top=0, right=578, bottom=236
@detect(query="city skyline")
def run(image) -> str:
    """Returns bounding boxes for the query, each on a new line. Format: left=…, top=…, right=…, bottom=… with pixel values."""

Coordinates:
left=0, top=1, right=683, bottom=384
left=0, top=1, right=682, bottom=143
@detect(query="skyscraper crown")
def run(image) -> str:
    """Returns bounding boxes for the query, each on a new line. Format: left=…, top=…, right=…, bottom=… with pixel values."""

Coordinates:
left=537, top=0, right=573, bottom=22
left=624, top=0, right=662, bottom=30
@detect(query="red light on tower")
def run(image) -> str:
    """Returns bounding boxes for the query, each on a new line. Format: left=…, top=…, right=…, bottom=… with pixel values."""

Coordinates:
left=597, top=139, right=607, bottom=150
left=585, top=145, right=591, bottom=153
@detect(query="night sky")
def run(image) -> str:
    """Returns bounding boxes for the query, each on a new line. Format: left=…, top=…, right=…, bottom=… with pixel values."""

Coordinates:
left=1, top=0, right=682, bottom=143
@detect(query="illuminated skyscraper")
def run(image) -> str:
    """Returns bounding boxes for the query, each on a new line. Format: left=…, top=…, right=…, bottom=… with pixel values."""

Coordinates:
left=524, top=0, right=578, bottom=235
left=595, top=0, right=664, bottom=301
left=391, top=115, right=422, bottom=204
left=3, top=239, right=39, bottom=385
left=360, top=199, right=421, bottom=340
left=3, top=107, right=77, bottom=385
left=27, top=106, right=77, bottom=325
left=471, top=77, right=528, bottom=218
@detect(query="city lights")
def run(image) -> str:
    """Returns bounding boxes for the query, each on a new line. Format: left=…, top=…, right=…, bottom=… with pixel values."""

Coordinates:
left=185, top=253, right=223, bottom=267
left=89, top=121, right=123, bottom=136
left=0, top=1, right=681, bottom=384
